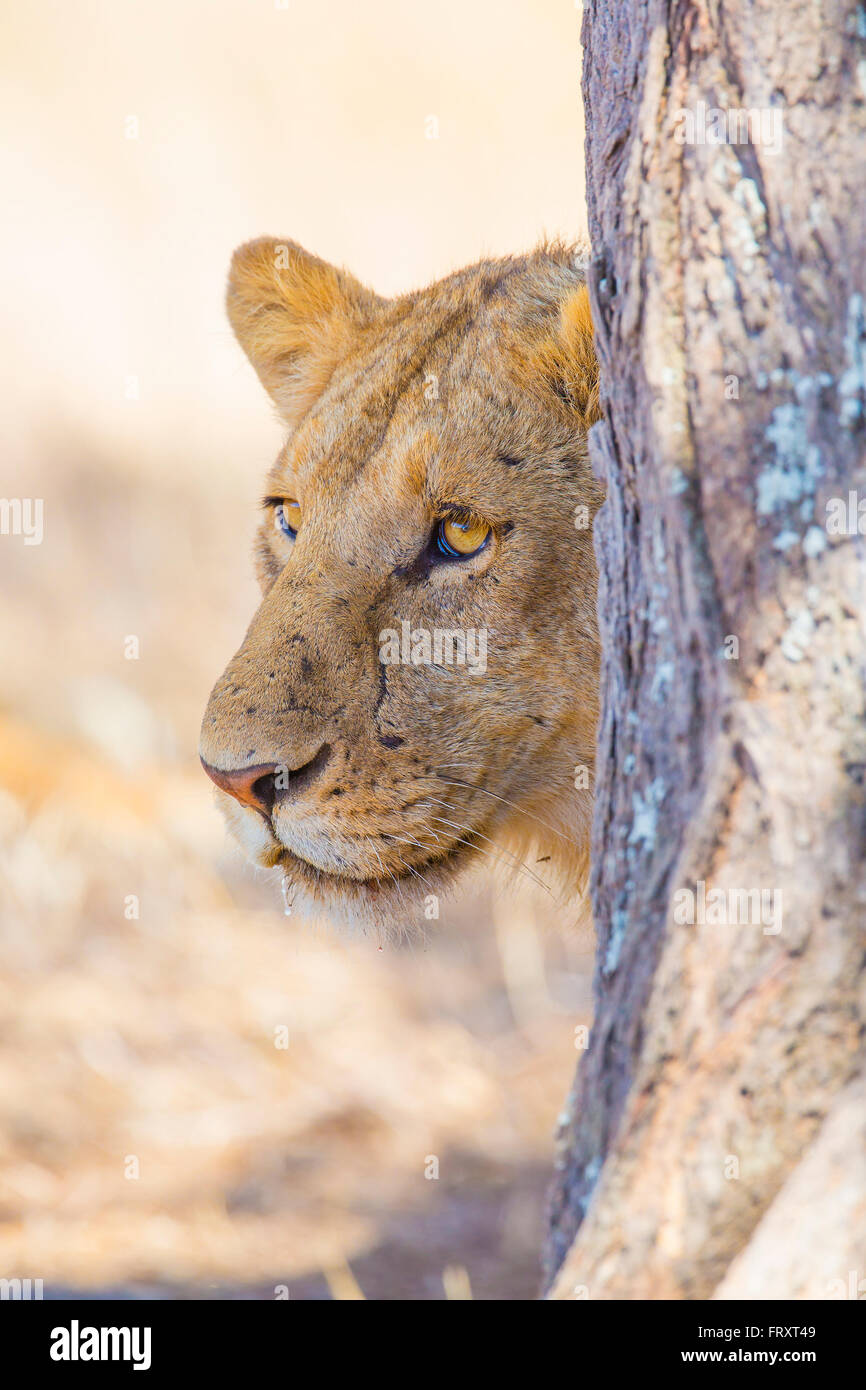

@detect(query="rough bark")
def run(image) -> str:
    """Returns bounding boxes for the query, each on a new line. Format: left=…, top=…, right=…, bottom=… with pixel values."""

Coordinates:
left=544, top=0, right=866, bottom=1298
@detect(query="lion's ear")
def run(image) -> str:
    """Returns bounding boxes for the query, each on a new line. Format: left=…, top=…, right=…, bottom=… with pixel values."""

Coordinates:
left=532, top=281, right=600, bottom=428
left=510, top=264, right=600, bottom=429
left=226, top=238, right=381, bottom=426
left=553, top=282, right=600, bottom=426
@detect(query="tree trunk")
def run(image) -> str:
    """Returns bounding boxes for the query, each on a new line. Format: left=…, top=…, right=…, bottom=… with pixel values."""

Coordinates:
left=544, top=0, right=866, bottom=1299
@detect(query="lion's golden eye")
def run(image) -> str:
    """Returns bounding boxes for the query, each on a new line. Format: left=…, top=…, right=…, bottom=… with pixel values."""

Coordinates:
left=436, top=516, right=491, bottom=559
left=274, top=499, right=302, bottom=539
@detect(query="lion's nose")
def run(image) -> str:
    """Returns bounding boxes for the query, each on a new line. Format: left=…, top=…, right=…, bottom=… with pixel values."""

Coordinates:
left=200, top=758, right=281, bottom=816
left=200, top=743, right=332, bottom=817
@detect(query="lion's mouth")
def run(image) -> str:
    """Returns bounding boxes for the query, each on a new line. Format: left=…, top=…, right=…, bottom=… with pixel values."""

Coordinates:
left=214, top=781, right=497, bottom=917
left=272, top=832, right=473, bottom=896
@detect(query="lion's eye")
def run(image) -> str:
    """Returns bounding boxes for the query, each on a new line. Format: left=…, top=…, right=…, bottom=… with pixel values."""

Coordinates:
left=274, top=499, right=302, bottom=539
left=436, top=516, right=491, bottom=558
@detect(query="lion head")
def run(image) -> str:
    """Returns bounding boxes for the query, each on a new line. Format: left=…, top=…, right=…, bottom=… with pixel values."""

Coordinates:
left=200, top=238, right=602, bottom=933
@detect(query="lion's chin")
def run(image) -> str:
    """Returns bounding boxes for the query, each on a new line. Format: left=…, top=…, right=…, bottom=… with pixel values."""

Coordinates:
left=217, top=794, right=476, bottom=938
left=276, top=853, right=458, bottom=938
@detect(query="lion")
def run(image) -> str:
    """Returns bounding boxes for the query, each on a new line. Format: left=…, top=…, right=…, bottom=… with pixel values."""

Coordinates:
left=200, top=237, right=603, bottom=934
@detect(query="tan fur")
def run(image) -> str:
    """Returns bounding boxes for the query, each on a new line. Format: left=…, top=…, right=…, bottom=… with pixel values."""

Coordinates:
left=200, top=238, right=603, bottom=934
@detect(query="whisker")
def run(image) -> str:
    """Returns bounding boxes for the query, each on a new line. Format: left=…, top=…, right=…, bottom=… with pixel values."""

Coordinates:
left=435, top=776, right=584, bottom=850
left=365, top=836, right=399, bottom=889
left=427, top=811, right=553, bottom=898
left=371, top=833, right=437, bottom=891
left=390, top=825, right=444, bottom=850
left=384, top=839, right=437, bottom=891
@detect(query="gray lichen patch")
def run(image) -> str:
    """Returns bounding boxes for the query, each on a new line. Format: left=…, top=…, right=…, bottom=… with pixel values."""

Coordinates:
left=838, top=293, right=866, bottom=429
left=628, top=778, right=667, bottom=852
left=756, top=403, right=823, bottom=516
left=780, top=608, right=816, bottom=662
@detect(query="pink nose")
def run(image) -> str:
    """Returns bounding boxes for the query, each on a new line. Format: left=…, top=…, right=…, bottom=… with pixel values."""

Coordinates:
left=200, top=758, right=279, bottom=816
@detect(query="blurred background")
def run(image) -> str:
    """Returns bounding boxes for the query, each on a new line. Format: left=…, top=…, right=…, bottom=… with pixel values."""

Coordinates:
left=0, top=0, right=592, bottom=1298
